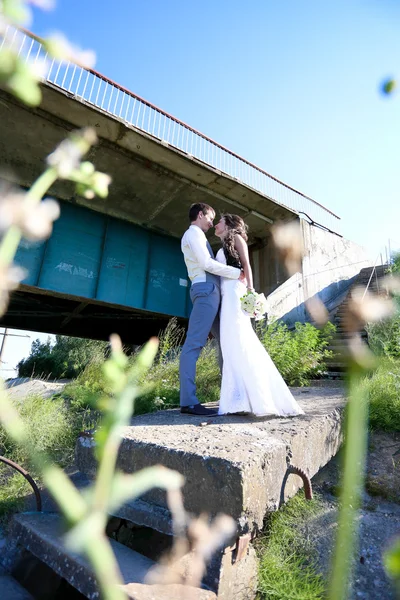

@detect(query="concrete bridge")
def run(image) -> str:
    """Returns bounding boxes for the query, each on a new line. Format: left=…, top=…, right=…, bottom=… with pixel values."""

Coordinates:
left=0, top=27, right=367, bottom=344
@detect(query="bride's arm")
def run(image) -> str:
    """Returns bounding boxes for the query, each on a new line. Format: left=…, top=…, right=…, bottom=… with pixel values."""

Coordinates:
left=234, top=235, right=254, bottom=290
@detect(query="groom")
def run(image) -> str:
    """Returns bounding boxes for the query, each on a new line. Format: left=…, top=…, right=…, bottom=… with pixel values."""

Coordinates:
left=179, top=203, right=244, bottom=416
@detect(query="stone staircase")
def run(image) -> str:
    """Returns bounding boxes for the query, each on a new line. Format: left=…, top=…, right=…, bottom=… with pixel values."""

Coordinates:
left=326, top=264, right=388, bottom=376
left=0, top=387, right=346, bottom=599
left=4, top=510, right=217, bottom=600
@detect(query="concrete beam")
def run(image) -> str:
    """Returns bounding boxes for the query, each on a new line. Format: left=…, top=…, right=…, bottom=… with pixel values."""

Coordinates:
left=0, top=85, right=295, bottom=243
left=76, top=386, right=345, bottom=533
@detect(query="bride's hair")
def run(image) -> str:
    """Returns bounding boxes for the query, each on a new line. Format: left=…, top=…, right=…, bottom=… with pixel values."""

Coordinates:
left=222, top=214, right=248, bottom=267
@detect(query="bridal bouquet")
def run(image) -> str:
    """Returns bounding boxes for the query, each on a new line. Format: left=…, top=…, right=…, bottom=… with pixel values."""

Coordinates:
left=240, top=289, right=268, bottom=321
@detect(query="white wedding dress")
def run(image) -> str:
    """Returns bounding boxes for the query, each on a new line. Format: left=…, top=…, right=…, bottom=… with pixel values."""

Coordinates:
left=216, top=249, right=304, bottom=417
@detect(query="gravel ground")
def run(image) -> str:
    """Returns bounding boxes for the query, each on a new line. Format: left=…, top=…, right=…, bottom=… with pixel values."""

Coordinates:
left=4, top=378, right=69, bottom=400
left=308, top=431, right=400, bottom=600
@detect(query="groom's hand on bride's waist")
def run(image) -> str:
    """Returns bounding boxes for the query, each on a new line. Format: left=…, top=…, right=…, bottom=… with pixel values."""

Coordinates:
left=239, top=270, right=246, bottom=283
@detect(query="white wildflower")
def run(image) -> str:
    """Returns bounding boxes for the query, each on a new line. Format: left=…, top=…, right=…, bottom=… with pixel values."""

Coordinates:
left=45, top=33, right=96, bottom=68
left=21, top=198, right=60, bottom=240
left=305, top=296, right=329, bottom=326
left=271, top=221, right=304, bottom=276
left=28, top=0, right=55, bottom=9
left=344, top=286, right=395, bottom=334
left=0, top=263, right=26, bottom=316
left=47, top=128, right=97, bottom=178
left=0, top=186, right=59, bottom=240
left=0, top=189, right=26, bottom=233
left=47, top=137, right=84, bottom=178
left=90, top=172, right=112, bottom=198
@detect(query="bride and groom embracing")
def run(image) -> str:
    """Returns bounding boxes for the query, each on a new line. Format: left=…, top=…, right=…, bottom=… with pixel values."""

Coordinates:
left=179, top=202, right=304, bottom=418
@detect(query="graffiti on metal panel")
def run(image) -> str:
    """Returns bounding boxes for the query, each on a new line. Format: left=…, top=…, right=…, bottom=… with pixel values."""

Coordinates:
left=106, top=257, right=126, bottom=270
left=55, top=262, right=95, bottom=279
left=150, top=269, right=171, bottom=290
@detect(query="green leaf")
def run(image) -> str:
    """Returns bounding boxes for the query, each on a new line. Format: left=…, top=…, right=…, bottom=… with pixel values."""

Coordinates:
left=107, top=467, right=184, bottom=514
left=9, top=73, right=42, bottom=107
left=384, top=538, right=400, bottom=578
left=2, top=0, right=32, bottom=24
left=65, top=511, right=106, bottom=552
left=42, top=464, right=87, bottom=525
left=103, top=360, right=123, bottom=385
left=381, top=78, right=397, bottom=96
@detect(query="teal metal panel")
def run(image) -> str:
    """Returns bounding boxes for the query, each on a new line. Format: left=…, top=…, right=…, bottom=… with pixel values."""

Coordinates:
left=38, top=203, right=106, bottom=298
left=14, top=238, right=46, bottom=286
left=96, top=219, right=150, bottom=308
left=14, top=200, right=190, bottom=318
left=146, top=234, right=189, bottom=317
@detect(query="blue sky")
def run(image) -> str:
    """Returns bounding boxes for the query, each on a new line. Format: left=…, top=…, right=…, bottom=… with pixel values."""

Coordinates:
left=2, top=0, right=400, bottom=376
left=28, top=0, right=400, bottom=255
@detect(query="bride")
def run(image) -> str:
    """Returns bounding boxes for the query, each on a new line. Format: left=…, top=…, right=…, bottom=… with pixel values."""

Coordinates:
left=214, top=214, right=304, bottom=417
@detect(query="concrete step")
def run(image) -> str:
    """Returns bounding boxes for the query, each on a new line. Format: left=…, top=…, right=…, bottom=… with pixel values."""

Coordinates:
left=333, top=327, right=368, bottom=336
left=107, top=497, right=173, bottom=537
left=326, top=340, right=351, bottom=350
left=326, top=363, right=347, bottom=370
left=76, top=388, right=346, bottom=533
left=0, top=575, right=33, bottom=599
left=8, top=513, right=215, bottom=600
left=320, top=372, right=344, bottom=379
left=330, top=266, right=388, bottom=324
left=74, top=389, right=346, bottom=599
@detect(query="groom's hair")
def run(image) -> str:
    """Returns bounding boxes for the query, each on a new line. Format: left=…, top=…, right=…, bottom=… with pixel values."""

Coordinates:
left=189, top=203, right=215, bottom=222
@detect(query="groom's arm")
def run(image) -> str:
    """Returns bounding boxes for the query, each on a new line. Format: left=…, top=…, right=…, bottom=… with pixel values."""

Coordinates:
left=186, top=228, right=241, bottom=279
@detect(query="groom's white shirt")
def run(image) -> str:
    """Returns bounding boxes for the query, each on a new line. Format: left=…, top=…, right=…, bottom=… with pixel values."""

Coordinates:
left=181, top=224, right=241, bottom=284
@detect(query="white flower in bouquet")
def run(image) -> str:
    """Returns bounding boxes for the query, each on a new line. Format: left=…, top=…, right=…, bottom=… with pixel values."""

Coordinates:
left=254, top=292, right=268, bottom=321
left=240, top=289, right=268, bottom=320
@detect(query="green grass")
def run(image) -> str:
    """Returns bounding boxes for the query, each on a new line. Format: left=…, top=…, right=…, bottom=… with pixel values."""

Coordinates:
left=62, top=319, right=222, bottom=415
left=0, top=470, right=32, bottom=517
left=257, top=321, right=335, bottom=386
left=63, top=360, right=110, bottom=411
left=135, top=340, right=221, bottom=413
left=62, top=343, right=220, bottom=415
left=359, top=360, right=400, bottom=431
left=61, top=318, right=336, bottom=415
left=0, top=393, right=97, bottom=519
left=257, top=492, right=326, bottom=600
left=0, top=394, right=77, bottom=464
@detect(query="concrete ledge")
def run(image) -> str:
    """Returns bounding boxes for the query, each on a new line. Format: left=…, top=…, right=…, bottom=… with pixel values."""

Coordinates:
left=110, top=498, right=174, bottom=536
left=76, top=387, right=345, bottom=533
left=120, top=583, right=216, bottom=600
left=10, top=513, right=156, bottom=599
left=0, top=575, right=33, bottom=600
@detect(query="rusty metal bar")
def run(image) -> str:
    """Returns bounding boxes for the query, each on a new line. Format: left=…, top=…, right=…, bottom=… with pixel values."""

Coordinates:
left=0, top=456, right=42, bottom=511
left=286, top=465, right=313, bottom=500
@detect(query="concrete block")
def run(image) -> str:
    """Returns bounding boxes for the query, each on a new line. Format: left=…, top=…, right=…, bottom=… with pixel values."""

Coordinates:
left=0, top=575, right=33, bottom=599
left=76, top=387, right=345, bottom=533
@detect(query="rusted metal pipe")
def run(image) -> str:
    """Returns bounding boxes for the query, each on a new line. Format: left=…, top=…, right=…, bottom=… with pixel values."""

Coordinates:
left=0, top=456, right=42, bottom=511
left=286, top=465, right=313, bottom=500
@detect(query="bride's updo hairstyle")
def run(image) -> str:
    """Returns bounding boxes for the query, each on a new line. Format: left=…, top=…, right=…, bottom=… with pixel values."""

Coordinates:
left=222, top=213, right=248, bottom=268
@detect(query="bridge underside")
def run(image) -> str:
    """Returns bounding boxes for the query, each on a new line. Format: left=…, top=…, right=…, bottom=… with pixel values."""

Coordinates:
left=0, top=83, right=295, bottom=339
left=3, top=286, right=177, bottom=344
left=0, top=84, right=295, bottom=241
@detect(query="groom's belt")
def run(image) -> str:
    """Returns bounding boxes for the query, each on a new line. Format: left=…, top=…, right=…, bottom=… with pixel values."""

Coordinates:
left=191, top=273, right=221, bottom=287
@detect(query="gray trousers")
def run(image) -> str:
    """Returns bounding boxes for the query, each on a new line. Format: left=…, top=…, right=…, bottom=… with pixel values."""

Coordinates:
left=179, top=276, right=222, bottom=407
